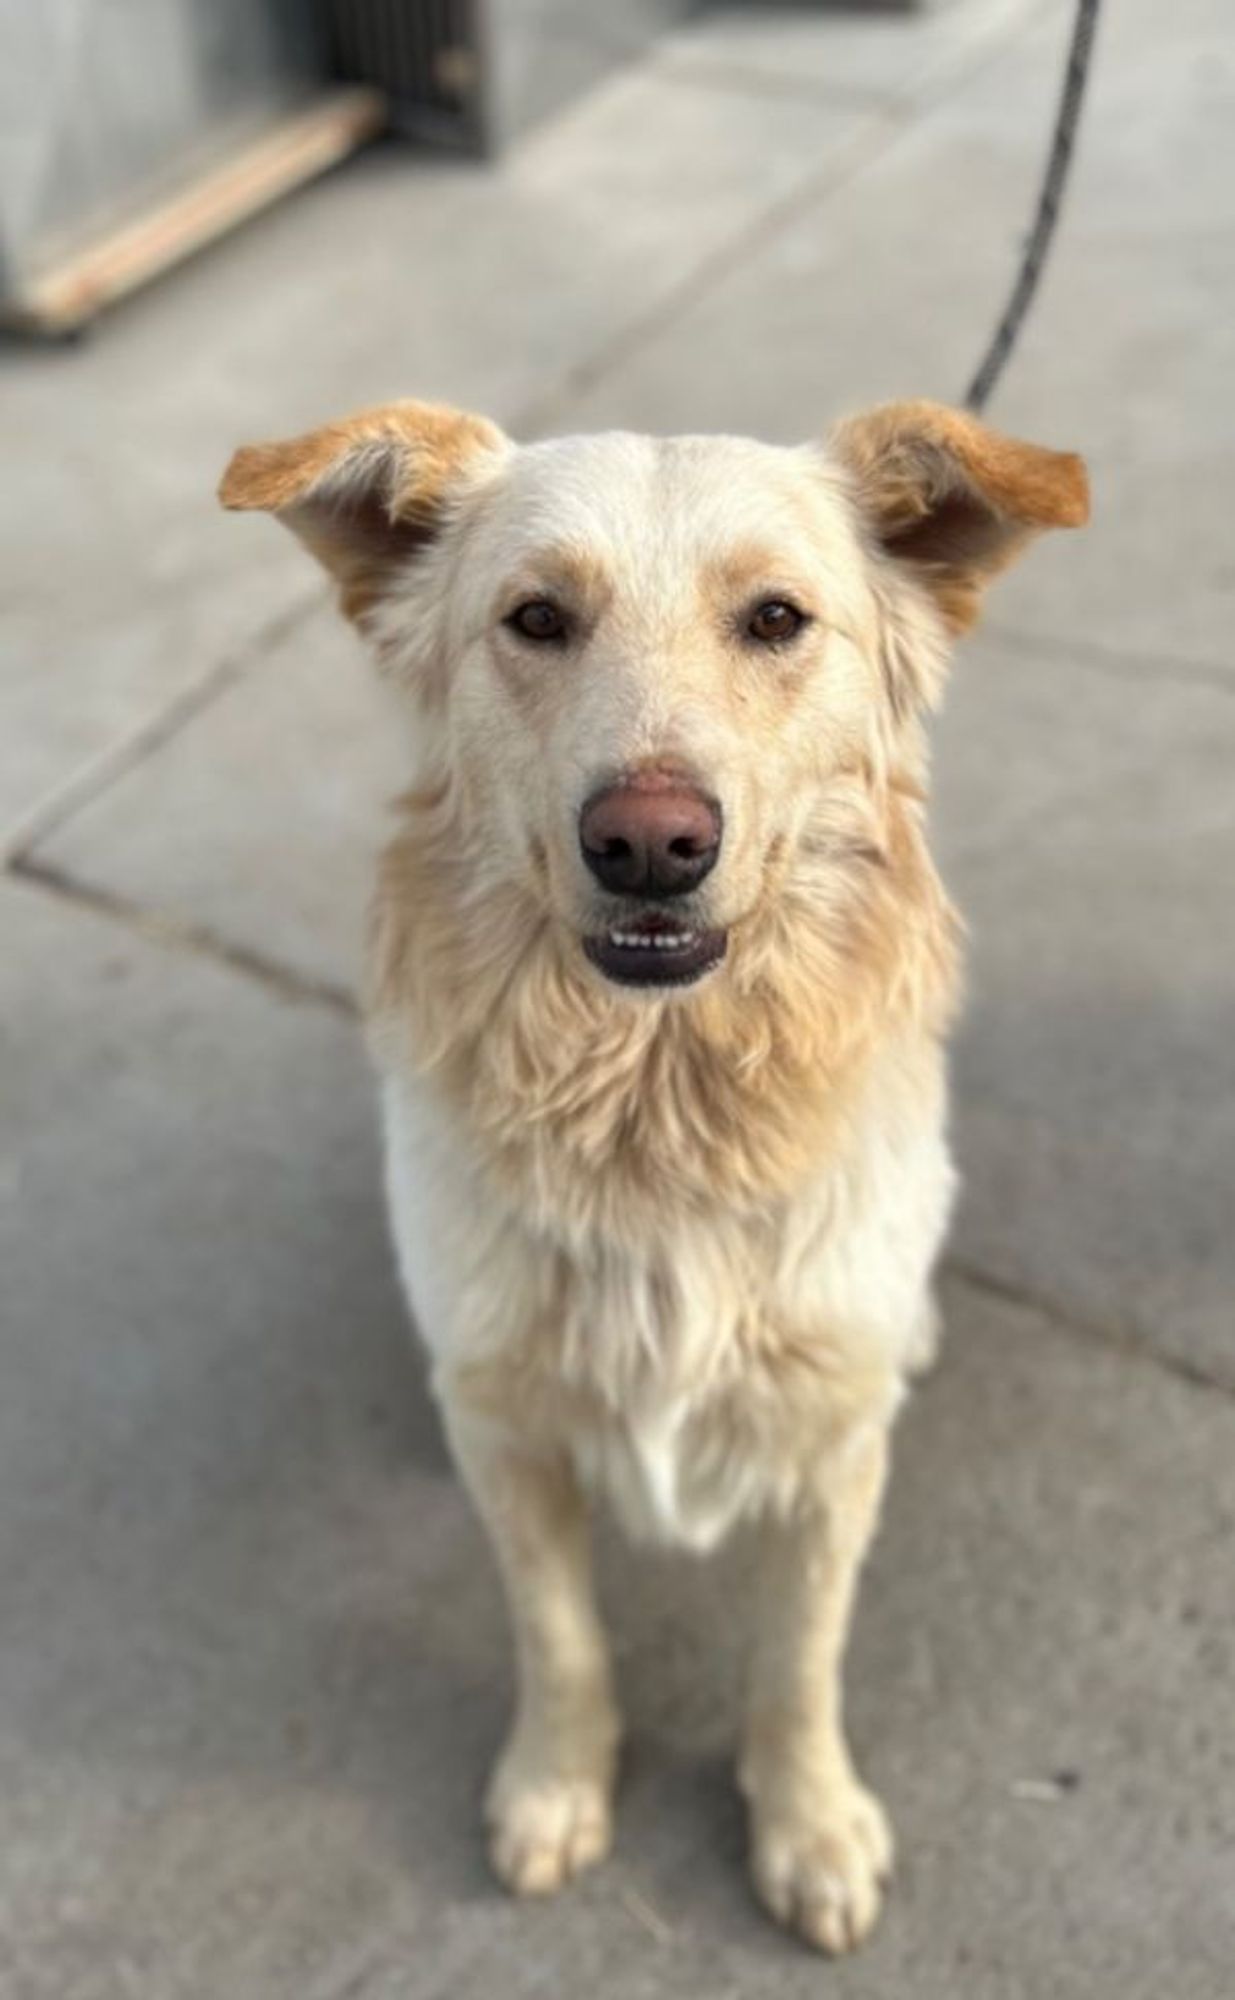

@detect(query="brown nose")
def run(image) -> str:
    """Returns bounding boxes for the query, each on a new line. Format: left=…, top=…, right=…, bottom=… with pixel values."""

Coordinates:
left=579, top=773, right=722, bottom=899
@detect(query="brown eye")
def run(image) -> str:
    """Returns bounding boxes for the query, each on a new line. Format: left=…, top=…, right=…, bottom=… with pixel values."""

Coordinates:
left=747, top=599, right=805, bottom=644
left=508, top=598, right=567, bottom=643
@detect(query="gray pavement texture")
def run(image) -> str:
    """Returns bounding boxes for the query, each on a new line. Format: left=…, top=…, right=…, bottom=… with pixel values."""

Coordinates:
left=2, top=2, right=1233, bottom=1995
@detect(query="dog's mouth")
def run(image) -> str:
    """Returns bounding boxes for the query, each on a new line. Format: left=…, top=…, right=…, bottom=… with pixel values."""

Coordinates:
left=583, top=913, right=728, bottom=989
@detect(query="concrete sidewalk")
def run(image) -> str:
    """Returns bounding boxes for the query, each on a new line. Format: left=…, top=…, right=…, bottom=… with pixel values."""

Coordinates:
left=2, top=3, right=1232, bottom=1995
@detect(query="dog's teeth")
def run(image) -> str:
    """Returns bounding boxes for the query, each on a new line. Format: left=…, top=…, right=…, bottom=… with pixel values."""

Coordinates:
left=605, top=928, right=697, bottom=951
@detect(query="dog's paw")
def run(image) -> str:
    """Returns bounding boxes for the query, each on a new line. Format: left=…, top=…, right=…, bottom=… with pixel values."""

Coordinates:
left=749, top=1777, right=893, bottom=1956
left=484, top=1712, right=617, bottom=1897
left=486, top=1771, right=613, bottom=1896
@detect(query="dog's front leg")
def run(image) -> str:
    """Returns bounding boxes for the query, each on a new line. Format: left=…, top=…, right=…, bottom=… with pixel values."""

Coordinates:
left=739, top=1423, right=892, bottom=1955
left=445, top=1410, right=620, bottom=1896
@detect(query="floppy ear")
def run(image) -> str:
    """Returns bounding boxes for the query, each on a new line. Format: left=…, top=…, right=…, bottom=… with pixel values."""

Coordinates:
left=831, top=399, right=1088, bottom=635
left=219, top=399, right=508, bottom=621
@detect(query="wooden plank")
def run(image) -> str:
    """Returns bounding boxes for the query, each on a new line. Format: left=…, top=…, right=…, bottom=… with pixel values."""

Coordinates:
left=4, top=88, right=388, bottom=337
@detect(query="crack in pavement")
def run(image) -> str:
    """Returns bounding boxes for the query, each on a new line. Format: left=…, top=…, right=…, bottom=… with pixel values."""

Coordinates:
left=944, top=1256, right=1235, bottom=1404
left=2, top=587, right=325, bottom=866
left=514, top=0, right=1054, bottom=437
left=8, top=850, right=357, bottom=1019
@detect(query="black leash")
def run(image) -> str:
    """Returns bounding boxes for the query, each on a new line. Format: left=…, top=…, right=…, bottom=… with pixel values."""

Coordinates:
left=963, top=0, right=1102, bottom=414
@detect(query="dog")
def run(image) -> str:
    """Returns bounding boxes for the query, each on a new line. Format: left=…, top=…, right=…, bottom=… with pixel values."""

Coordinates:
left=220, top=399, right=1086, bottom=1953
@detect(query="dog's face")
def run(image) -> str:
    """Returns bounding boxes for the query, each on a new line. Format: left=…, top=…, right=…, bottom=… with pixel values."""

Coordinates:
left=407, top=430, right=900, bottom=991
left=222, top=402, right=1086, bottom=995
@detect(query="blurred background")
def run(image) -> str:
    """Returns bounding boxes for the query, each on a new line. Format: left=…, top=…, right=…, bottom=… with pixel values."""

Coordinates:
left=1, top=0, right=706, bottom=332
left=2, top=5, right=1233, bottom=1998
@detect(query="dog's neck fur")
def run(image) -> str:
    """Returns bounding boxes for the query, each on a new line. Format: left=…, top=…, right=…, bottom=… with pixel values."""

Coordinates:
left=366, top=772, right=960, bottom=1248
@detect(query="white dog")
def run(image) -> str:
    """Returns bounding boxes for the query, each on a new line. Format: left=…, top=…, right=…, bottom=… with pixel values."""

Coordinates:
left=222, top=398, right=1086, bottom=1952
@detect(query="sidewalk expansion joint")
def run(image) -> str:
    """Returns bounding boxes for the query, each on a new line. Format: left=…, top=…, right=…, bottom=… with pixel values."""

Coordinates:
left=2, top=587, right=323, bottom=867
left=945, top=1254, right=1235, bottom=1404
left=8, top=852, right=358, bottom=1021
left=515, top=103, right=900, bottom=435
left=517, top=0, right=1050, bottom=437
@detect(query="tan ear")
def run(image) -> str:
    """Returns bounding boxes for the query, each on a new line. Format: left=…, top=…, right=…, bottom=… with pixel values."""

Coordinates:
left=219, top=400, right=507, bottom=621
left=832, top=399, right=1088, bottom=633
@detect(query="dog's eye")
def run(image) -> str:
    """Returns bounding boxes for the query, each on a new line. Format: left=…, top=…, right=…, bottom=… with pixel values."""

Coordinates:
left=746, top=599, right=806, bottom=644
left=507, top=598, right=567, bottom=643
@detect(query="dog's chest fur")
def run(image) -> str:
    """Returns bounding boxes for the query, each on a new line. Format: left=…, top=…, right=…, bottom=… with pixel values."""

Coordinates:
left=378, top=1027, right=953, bottom=1549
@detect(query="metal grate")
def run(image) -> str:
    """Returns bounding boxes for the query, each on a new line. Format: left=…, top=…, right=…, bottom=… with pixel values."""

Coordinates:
left=328, top=0, right=485, bottom=150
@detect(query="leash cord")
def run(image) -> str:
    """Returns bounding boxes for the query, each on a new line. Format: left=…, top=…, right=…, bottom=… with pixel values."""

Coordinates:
left=963, top=0, right=1101, bottom=413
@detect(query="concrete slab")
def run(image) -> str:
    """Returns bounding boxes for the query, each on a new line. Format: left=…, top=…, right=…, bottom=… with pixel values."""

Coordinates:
left=0, top=60, right=873, bottom=849
left=29, top=605, right=403, bottom=997
left=549, top=0, right=1235, bottom=673
left=535, top=1, right=1078, bottom=434
left=941, top=649, right=1235, bottom=1390
left=0, top=461, right=316, bottom=862
left=932, top=638, right=1235, bottom=1394
left=929, top=636, right=1221, bottom=873
left=1, top=879, right=1232, bottom=1999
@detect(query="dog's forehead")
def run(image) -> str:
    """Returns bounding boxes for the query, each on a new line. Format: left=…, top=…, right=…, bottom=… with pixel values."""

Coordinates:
left=485, top=431, right=851, bottom=573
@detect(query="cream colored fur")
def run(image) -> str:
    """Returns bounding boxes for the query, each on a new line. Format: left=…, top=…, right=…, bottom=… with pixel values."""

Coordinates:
left=220, top=401, right=1087, bottom=1954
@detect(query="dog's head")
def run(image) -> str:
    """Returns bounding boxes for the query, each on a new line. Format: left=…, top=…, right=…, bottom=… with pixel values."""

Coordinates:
left=221, top=401, right=1086, bottom=997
